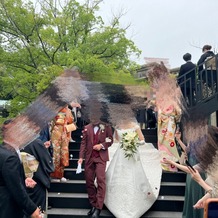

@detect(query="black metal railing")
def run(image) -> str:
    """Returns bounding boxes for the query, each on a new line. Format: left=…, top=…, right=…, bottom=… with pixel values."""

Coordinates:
left=177, top=54, right=218, bottom=108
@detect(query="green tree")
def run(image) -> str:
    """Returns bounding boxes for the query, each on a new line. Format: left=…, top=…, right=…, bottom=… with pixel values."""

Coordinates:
left=0, top=0, right=142, bottom=117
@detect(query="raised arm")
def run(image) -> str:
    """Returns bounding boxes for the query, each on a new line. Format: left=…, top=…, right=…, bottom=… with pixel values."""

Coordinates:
left=162, top=158, right=191, bottom=173
left=188, top=167, right=212, bottom=192
left=135, top=126, right=145, bottom=141
left=175, top=131, right=187, bottom=152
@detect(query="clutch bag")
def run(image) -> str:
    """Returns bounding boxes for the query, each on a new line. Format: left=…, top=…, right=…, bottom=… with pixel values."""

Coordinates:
left=66, top=123, right=77, bottom=132
left=21, top=152, right=39, bottom=178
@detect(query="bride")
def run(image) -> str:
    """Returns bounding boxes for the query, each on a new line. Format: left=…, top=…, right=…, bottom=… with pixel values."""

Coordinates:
left=104, top=119, right=162, bottom=218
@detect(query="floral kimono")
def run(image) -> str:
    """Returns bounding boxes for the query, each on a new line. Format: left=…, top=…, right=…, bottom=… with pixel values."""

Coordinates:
left=158, top=104, right=181, bottom=171
left=50, top=106, right=73, bottom=179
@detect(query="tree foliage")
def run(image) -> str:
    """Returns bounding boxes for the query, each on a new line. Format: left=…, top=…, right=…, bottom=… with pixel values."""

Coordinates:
left=0, top=0, right=142, bottom=117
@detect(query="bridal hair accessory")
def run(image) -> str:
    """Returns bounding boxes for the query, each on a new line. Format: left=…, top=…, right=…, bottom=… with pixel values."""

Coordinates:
left=120, top=131, right=139, bottom=159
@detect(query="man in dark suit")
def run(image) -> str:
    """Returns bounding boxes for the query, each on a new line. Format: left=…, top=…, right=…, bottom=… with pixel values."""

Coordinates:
left=0, top=120, right=41, bottom=218
left=22, top=138, right=54, bottom=216
left=177, top=53, right=196, bottom=105
left=78, top=118, right=113, bottom=218
left=197, top=45, right=216, bottom=92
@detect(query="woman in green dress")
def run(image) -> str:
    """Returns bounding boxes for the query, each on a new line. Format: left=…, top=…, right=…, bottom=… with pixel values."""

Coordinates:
left=162, top=131, right=205, bottom=218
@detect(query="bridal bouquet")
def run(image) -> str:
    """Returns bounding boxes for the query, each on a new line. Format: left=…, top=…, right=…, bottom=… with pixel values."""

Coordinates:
left=120, top=131, right=139, bottom=159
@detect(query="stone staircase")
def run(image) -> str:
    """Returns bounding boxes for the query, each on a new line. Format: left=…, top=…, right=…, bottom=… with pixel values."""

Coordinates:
left=47, top=128, right=186, bottom=218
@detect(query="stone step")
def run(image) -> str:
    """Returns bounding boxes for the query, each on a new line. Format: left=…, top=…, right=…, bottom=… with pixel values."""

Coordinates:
left=161, top=171, right=186, bottom=182
left=62, top=167, right=187, bottom=182
left=48, top=192, right=185, bottom=201
left=159, top=181, right=185, bottom=196
left=69, top=142, right=81, bottom=150
left=49, top=179, right=86, bottom=193
left=63, top=168, right=84, bottom=180
left=47, top=208, right=182, bottom=218
left=67, top=158, right=80, bottom=168
left=49, top=179, right=186, bottom=196
left=48, top=192, right=184, bottom=212
left=69, top=150, right=80, bottom=159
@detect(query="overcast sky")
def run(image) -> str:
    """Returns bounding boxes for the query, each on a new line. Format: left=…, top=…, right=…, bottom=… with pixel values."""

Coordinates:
left=97, top=0, right=218, bottom=68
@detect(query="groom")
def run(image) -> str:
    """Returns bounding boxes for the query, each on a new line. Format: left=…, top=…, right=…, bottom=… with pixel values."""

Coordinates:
left=78, top=118, right=113, bottom=218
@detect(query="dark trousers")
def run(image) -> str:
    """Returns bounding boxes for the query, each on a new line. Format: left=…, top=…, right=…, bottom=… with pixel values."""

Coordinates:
left=24, top=181, right=46, bottom=217
left=85, top=157, right=106, bottom=209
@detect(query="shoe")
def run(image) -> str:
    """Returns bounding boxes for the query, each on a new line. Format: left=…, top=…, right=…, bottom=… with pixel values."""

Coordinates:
left=60, top=177, right=67, bottom=182
left=91, top=208, right=101, bottom=218
left=70, top=139, right=76, bottom=142
left=87, top=207, right=96, bottom=216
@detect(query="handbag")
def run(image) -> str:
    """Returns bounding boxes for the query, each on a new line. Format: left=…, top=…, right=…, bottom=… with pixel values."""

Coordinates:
left=20, top=152, right=39, bottom=178
left=66, top=123, right=77, bottom=132
left=205, top=56, right=216, bottom=70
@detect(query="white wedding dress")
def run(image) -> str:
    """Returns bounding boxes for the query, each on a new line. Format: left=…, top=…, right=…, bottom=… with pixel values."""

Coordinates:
left=104, top=127, right=162, bottom=218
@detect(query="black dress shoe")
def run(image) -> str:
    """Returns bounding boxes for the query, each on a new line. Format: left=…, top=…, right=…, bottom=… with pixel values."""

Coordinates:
left=87, top=207, right=96, bottom=216
left=91, top=208, right=101, bottom=218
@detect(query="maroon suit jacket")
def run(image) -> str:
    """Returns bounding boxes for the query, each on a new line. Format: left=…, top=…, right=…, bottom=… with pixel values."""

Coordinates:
left=79, top=123, right=113, bottom=162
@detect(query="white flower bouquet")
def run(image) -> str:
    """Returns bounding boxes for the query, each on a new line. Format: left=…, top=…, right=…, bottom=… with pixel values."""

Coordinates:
left=120, top=131, right=139, bottom=159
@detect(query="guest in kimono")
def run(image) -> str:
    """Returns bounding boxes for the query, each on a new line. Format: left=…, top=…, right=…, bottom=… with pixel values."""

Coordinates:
left=50, top=105, right=74, bottom=182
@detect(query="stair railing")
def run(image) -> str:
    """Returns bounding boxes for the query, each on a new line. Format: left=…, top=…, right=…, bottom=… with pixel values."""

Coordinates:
left=177, top=54, right=218, bottom=108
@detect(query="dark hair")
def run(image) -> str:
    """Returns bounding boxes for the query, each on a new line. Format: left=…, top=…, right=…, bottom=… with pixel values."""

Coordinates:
left=68, top=104, right=73, bottom=110
left=0, top=119, right=12, bottom=140
left=183, top=53, right=191, bottom=62
left=1, top=119, right=12, bottom=138
left=202, top=45, right=212, bottom=52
